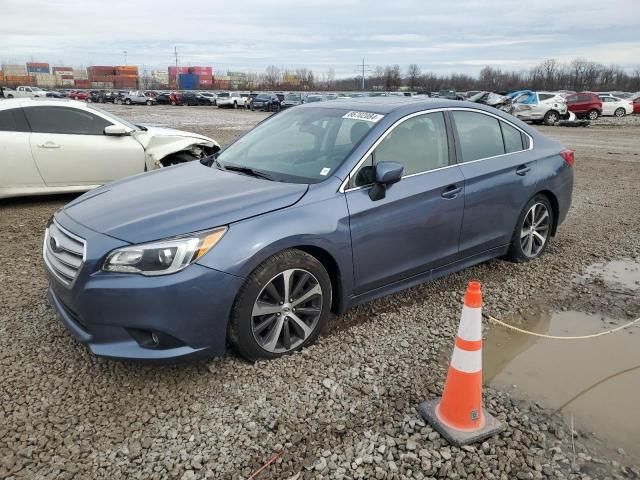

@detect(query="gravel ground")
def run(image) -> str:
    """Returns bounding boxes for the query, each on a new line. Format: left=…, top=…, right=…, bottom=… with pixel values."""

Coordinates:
left=1, top=107, right=639, bottom=479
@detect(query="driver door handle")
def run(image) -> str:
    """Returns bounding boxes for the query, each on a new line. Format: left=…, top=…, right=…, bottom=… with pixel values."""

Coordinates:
left=516, top=165, right=531, bottom=176
left=38, top=142, right=61, bottom=149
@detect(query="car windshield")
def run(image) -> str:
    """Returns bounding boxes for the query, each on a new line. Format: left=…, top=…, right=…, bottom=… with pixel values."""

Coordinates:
left=217, top=92, right=230, bottom=97
left=216, top=107, right=377, bottom=183
left=306, top=96, right=322, bottom=102
left=86, top=104, right=138, bottom=130
left=256, top=94, right=270, bottom=100
left=285, top=94, right=300, bottom=101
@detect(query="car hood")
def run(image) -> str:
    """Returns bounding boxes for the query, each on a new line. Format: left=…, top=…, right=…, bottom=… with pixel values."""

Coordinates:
left=62, top=162, right=309, bottom=243
left=135, top=125, right=214, bottom=144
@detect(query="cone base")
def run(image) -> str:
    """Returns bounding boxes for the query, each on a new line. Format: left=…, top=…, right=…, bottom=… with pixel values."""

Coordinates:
left=417, top=399, right=505, bottom=447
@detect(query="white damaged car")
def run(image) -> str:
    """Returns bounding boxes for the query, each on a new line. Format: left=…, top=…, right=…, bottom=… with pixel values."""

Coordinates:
left=0, top=98, right=220, bottom=199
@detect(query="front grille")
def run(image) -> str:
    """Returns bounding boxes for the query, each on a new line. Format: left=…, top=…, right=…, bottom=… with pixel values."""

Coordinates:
left=43, top=221, right=86, bottom=286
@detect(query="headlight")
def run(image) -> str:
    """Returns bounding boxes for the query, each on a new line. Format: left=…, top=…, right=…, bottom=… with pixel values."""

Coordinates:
left=102, top=227, right=227, bottom=276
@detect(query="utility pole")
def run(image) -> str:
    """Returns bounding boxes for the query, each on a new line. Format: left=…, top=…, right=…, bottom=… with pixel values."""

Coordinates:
left=174, top=46, right=179, bottom=90
left=123, top=50, right=128, bottom=65
left=355, top=58, right=371, bottom=91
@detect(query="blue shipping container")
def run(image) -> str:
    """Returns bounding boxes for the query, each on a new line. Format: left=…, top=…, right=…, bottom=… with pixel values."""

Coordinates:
left=178, top=73, right=199, bottom=90
left=27, top=66, right=50, bottom=74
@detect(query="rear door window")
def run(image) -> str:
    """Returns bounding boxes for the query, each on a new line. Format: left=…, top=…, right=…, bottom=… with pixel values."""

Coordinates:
left=0, top=108, right=30, bottom=132
left=452, top=111, right=505, bottom=162
left=24, top=106, right=112, bottom=135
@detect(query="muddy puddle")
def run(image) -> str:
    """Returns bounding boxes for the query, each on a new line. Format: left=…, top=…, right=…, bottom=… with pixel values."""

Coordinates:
left=581, top=258, right=640, bottom=291
left=484, top=309, right=640, bottom=462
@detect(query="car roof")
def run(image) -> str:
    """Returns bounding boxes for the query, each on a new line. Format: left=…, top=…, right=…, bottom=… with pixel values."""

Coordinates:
left=298, top=96, right=476, bottom=115
left=0, top=97, right=97, bottom=111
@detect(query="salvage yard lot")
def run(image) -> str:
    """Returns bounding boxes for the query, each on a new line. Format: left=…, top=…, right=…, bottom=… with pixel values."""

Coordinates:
left=1, top=105, right=639, bottom=479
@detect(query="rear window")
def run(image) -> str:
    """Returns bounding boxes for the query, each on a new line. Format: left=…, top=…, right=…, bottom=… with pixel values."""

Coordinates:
left=538, top=93, right=555, bottom=101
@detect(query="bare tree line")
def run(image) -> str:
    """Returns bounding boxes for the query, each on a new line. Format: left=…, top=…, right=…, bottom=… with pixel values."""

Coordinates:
left=250, top=58, right=640, bottom=92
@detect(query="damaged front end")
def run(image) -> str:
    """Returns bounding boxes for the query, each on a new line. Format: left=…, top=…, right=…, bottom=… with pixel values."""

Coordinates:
left=131, top=126, right=221, bottom=170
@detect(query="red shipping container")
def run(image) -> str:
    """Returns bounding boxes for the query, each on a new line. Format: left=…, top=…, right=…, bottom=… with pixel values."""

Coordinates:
left=27, top=62, right=49, bottom=68
left=61, top=74, right=74, bottom=80
left=53, top=66, right=73, bottom=72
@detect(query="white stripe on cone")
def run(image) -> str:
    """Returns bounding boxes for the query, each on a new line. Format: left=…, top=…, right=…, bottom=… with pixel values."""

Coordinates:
left=450, top=346, right=482, bottom=373
left=457, top=305, right=482, bottom=342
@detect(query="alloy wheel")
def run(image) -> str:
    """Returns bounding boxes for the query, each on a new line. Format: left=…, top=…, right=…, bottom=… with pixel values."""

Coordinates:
left=520, top=203, right=550, bottom=258
left=588, top=110, right=598, bottom=120
left=251, top=268, right=323, bottom=354
left=615, top=108, right=625, bottom=117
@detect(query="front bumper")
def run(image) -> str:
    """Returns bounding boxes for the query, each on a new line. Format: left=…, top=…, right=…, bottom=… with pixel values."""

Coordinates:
left=45, top=212, right=244, bottom=362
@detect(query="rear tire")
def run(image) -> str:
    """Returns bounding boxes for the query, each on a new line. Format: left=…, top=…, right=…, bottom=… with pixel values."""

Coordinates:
left=543, top=110, right=559, bottom=125
left=614, top=107, right=625, bottom=117
left=228, top=249, right=332, bottom=361
left=587, top=109, right=599, bottom=120
left=125, top=99, right=131, bottom=105
left=507, top=194, right=554, bottom=263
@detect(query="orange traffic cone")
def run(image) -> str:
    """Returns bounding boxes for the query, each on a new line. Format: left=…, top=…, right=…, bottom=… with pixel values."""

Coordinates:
left=417, top=281, right=504, bottom=446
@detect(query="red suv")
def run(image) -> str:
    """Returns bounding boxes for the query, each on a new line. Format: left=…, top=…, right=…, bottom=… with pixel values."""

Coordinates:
left=633, top=97, right=640, bottom=114
left=566, top=92, right=602, bottom=120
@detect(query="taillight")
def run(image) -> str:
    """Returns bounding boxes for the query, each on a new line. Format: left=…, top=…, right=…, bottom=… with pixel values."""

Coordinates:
left=560, top=149, right=575, bottom=167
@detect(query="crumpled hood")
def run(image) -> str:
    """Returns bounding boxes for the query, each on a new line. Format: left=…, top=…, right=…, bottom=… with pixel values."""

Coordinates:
left=62, top=162, right=308, bottom=243
left=133, top=125, right=218, bottom=147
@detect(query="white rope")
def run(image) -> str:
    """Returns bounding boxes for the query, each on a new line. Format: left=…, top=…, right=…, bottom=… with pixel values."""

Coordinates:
left=484, top=313, right=640, bottom=340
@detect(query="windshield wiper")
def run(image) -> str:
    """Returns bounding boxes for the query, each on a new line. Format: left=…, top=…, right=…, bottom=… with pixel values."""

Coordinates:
left=223, top=164, right=273, bottom=181
left=135, top=124, right=148, bottom=131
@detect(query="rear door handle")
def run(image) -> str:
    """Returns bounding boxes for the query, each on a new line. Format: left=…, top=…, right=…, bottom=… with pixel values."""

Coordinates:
left=516, top=165, right=531, bottom=176
left=441, top=185, right=462, bottom=199
left=38, top=142, right=61, bottom=149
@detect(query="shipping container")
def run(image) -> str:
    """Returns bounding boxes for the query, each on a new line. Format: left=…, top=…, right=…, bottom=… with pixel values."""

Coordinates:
left=177, top=73, right=199, bottom=90
left=91, top=82, right=114, bottom=89
left=114, top=65, right=138, bottom=75
left=88, top=74, right=115, bottom=83
left=27, top=66, right=50, bottom=74
left=87, top=66, right=115, bottom=76
left=4, top=75, right=33, bottom=86
left=60, top=74, right=74, bottom=80
left=2, top=64, right=27, bottom=75
left=61, top=78, right=75, bottom=86
left=34, top=73, right=56, bottom=88
left=73, top=69, right=88, bottom=79
left=74, top=79, right=91, bottom=88
left=113, top=77, right=137, bottom=88
left=53, top=66, right=73, bottom=73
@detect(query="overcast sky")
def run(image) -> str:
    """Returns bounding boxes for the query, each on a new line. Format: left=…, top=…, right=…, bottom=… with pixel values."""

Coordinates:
left=2, top=0, right=639, bottom=77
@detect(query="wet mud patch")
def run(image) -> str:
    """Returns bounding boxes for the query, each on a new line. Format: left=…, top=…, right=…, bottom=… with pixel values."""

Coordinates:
left=485, top=308, right=640, bottom=463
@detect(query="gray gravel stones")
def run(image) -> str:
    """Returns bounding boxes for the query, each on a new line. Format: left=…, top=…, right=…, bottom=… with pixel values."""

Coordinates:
left=1, top=111, right=639, bottom=479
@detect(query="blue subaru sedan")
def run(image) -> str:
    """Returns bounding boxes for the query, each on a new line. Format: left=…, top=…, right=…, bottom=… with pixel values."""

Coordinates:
left=43, top=98, right=573, bottom=362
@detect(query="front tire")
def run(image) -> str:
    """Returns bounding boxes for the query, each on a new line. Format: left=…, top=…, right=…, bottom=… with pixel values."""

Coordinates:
left=125, top=99, right=131, bottom=105
left=587, top=109, right=599, bottom=120
left=507, top=195, right=554, bottom=262
left=229, top=249, right=332, bottom=361
left=146, top=100, right=152, bottom=106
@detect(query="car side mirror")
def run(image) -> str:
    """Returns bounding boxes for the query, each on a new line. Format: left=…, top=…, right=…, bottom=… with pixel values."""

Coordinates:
left=104, top=125, right=130, bottom=136
left=369, top=161, right=404, bottom=201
